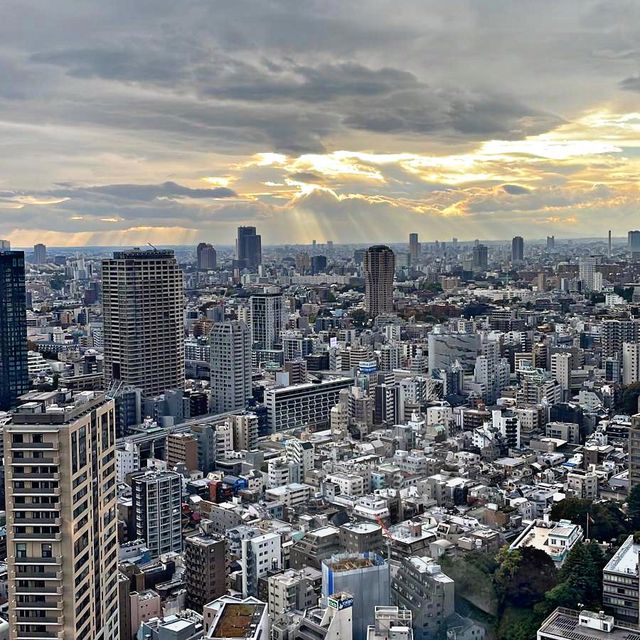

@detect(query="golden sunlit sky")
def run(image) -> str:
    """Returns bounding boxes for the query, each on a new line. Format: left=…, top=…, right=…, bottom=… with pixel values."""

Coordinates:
left=2, top=1, right=640, bottom=246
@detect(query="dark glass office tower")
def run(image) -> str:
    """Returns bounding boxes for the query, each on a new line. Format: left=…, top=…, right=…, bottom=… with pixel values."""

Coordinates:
left=236, top=226, right=262, bottom=270
left=0, top=250, right=29, bottom=410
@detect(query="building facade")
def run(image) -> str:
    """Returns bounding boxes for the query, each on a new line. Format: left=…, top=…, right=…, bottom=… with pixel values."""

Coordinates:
left=210, top=320, right=252, bottom=414
left=102, top=249, right=185, bottom=397
left=4, top=391, right=120, bottom=640
left=184, top=533, right=227, bottom=611
left=236, top=226, right=262, bottom=270
left=131, top=470, right=183, bottom=558
left=0, top=250, right=29, bottom=410
left=364, top=245, right=395, bottom=317
left=265, top=378, right=353, bottom=433
left=197, top=242, right=217, bottom=270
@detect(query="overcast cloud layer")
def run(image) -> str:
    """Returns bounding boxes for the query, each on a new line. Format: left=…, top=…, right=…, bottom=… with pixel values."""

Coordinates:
left=2, top=0, right=640, bottom=246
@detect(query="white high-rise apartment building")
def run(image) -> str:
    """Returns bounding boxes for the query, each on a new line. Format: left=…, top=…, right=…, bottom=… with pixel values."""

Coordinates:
left=623, top=342, right=640, bottom=385
left=578, top=255, right=602, bottom=292
left=4, top=391, right=119, bottom=640
left=102, top=249, right=184, bottom=397
left=250, top=289, right=286, bottom=351
left=210, top=320, right=252, bottom=413
left=242, top=532, right=282, bottom=596
left=551, top=352, right=572, bottom=395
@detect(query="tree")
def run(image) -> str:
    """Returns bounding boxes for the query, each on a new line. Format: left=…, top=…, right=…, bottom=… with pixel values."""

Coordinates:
left=558, top=542, right=602, bottom=608
left=495, top=547, right=557, bottom=609
left=551, top=497, right=627, bottom=542
left=497, top=607, right=541, bottom=640
left=629, top=485, right=640, bottom=530
left=49, top=274, right=66, bottom=291
left=350, top=309, right=368, bottom=326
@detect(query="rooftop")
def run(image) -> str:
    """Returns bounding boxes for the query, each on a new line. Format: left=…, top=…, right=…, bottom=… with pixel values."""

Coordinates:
left=210, top=603, right=266, bottom=639
left=325, top=552, right=385, bottom=572
left=604, top=535, right=640, bottom=577
left=538, top=608, right=640, bottom=640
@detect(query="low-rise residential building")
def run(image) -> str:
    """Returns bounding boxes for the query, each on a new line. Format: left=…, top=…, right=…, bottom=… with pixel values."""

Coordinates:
left=509, top=518, right=584, bottom=568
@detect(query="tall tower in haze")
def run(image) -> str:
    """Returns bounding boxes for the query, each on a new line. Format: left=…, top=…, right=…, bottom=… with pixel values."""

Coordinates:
left=364, top=245, right=395, bottom=317
left=236, top=226, right=262, bottom=270
left=0, top=250, right=29, bottom=410
left=33, top=242, right=47, bottom=265
left=409, top=233, right=420, bottom=264
left=197, top=242, right=217, bottom=270
left=511, top=236, right=524, bottom=263
left=102, top=248, right=184, bottom=396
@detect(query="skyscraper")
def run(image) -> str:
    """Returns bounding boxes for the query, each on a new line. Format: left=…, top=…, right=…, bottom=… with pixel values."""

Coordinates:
left=629, top=230, right=640, bottom=260
left=602, top=319, right=640, bottom=360
left=33, top=242, right=47, bottom=265
left=364, top=245, right=395, bottom=317
left=102, top=248, right=185, bottom=397
left=236, top=226, right=262, bottom=270
left=511, top=236, right=524, bottom=263
left=409, top=233, right=420, bottom=264
left=210, top=320, right=252, bottom=413
left=196, top=242, right=217, bottom=270
left=472, top=243, right=488, bottom=271
left=311, top=254, right=327, bottom=275
left=250, top=289, right=286, bottom=351
left=546, top=235, right=555, bottom=251
left=578, top=255, right=601, bottom=291
left=131, top=470, right=183, bottom=557
left=0, top=250, right=29, bottom=410
left=4, top=391, right=119, bottom=640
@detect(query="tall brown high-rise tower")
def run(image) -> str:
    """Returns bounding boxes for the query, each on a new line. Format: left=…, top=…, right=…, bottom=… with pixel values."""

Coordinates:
left=364, top=245, right=395, bottom=317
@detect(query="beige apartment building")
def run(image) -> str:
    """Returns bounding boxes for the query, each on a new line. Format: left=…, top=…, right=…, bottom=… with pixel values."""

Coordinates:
left=4, top=390, right=119, bottom=640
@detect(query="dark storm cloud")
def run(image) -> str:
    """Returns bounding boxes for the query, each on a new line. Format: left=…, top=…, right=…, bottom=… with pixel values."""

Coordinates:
left=620, top=76, right=640, bottom=91
left=288, top=172, right=326, bottom=183
left=32, top=44, right=420, bottom=102
left=343, top=90, right=561, bottom=139
left=48, top=182, right=236, bottom=201
left=502, top=184, right=531, bottom=195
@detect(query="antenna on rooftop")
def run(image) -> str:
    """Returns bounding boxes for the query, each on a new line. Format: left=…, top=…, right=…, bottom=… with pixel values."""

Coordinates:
left=147, top=242, right=158, bottom=250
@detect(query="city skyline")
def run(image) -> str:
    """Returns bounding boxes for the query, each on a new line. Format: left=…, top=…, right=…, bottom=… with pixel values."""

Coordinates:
left=1, top=1, right=640, bottom=247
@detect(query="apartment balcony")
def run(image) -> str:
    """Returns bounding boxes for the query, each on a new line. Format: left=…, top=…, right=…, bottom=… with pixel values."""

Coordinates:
left=15, top=613, right=63, bottom=625
left=11, top=473, right=59, bottom=481
left=13, top=517, right=61, bottom=526
left=11, top=486, right=60, bottom=496
left=11, top=442, right=58, bottom=450
left=9, top=598, right=64, bottom=615
left=15, top=632, right=64, bottom=640
left=10, top=555, right=63, bottom=565
left=14, top=583, right=64, bottom=596
left=10, top=568, right=62, bottom=580
left=12, top=532, right=62, bottom=542
left=10, top=457, right=59, bottom=465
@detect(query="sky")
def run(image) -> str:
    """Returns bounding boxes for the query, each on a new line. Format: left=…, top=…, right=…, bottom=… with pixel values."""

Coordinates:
left=2, top=0, right=640, bottom=247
